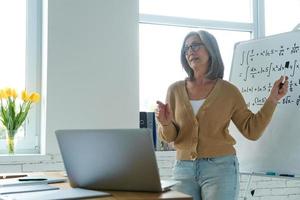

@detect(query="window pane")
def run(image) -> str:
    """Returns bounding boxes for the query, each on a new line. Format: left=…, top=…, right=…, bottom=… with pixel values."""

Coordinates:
left=265, top=0, right=300, bottom=36
left=0, top=1, right=26, bottom=91
left=140, top=0, right=252, bottom=23
left=139, top=24, right=250, bottom=111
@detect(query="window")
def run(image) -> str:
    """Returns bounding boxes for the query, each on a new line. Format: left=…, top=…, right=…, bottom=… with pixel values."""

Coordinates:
left=0, top=0, right=42, bottom=154
left=139, top=0, right=252, bottom=22
left=265, top=0, right=300, bottom=36
left=139, top=0, right=255, bottom=111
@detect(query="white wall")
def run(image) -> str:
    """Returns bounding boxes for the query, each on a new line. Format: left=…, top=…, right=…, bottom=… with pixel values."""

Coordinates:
left=45, top=0, right=139, bottom=154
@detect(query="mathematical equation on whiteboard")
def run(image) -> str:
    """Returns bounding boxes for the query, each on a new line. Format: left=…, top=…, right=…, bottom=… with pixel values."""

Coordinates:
left=236, top=42, right=300, bottom=108
left=241, top=79, right=300, bottom=107
left=239, top=59, right=299, bottom=81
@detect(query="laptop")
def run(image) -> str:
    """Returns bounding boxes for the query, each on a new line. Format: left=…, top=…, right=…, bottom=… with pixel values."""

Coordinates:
left=55, top=129, right=177, bottom=192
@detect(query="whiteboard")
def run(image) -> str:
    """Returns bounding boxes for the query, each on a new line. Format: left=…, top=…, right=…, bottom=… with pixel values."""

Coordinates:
left=229, top=30, right=300, bottom=175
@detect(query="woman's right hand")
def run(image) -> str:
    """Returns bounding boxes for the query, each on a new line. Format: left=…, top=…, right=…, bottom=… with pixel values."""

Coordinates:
left=155, top=101, right=173, bottom=126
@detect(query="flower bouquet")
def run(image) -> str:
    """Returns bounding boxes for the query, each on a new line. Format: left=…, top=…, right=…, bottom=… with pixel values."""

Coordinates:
left=0, top=88, right=40, bottom=154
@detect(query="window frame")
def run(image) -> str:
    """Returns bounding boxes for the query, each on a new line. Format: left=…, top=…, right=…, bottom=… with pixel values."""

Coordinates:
left=139, top=0, right=265, bottom=40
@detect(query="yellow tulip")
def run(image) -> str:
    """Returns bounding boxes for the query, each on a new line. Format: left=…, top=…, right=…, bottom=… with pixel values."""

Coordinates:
left=2, top=88, right=17, bottom=99
left=11, top=89, right=17, bottom=99
left=4, top=88, right=13, bottom=97
left=29, top=92, right=41, bottom=103
left=21, top=90, right=30, bottom=102
left=0, top=89, right=8, bottom=99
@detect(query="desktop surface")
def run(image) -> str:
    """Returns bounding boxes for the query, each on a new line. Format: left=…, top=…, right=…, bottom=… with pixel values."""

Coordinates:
left=32, top=172, right=192, bottom=200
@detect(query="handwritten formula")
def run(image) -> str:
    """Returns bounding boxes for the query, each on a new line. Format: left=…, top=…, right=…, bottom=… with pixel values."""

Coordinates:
left=230, top=31, right=300, bottom=110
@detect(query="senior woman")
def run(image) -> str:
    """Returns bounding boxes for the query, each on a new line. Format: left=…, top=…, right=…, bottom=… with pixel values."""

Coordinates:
left=155, top=30, right=288, bottom=200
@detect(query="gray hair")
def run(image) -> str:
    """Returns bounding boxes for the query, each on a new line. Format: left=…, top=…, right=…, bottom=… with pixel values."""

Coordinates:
left=180, top=30, right=224, bottom=80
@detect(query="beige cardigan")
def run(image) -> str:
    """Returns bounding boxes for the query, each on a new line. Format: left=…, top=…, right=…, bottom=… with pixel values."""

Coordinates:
left=158, top=79, right=277, bottom=160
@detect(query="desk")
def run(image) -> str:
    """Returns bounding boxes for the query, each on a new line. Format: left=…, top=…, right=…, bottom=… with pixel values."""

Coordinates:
left=42, top=172, right=192, bottom=200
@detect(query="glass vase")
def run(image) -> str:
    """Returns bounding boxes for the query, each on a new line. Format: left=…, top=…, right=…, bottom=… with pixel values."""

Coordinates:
left=6, top=130, right=18, bottom=154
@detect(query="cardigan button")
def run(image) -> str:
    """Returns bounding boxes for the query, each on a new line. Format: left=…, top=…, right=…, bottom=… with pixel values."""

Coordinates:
left=190, top=152, right=197, bottom=159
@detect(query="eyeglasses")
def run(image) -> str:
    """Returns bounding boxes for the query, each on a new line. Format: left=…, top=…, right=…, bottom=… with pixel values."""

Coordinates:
left=183, top=43, right=205, bottom=55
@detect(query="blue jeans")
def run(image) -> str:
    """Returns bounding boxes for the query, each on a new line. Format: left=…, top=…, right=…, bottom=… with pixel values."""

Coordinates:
left=172, top=155, right=239, bottom=200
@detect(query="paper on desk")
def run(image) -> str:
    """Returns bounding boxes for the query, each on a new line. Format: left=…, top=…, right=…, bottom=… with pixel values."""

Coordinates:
left=0, top=188, right=111, bottom=200
left=0, top=184, right=59, bottom=194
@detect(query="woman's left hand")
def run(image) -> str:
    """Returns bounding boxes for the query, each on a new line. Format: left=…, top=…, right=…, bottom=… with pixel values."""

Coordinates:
left=267, top=76, right=289, bottom=103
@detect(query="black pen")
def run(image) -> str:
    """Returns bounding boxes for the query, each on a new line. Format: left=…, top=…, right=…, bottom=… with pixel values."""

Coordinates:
left=19, top=178, right=47, bottom=181
left=279, top=174, right=294, bottom=177
left=279, top=61, right=289, bottom=89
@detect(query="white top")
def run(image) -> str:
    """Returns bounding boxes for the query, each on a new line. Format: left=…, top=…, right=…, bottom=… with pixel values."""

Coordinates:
left=190, top=99, right=205, bottom=115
